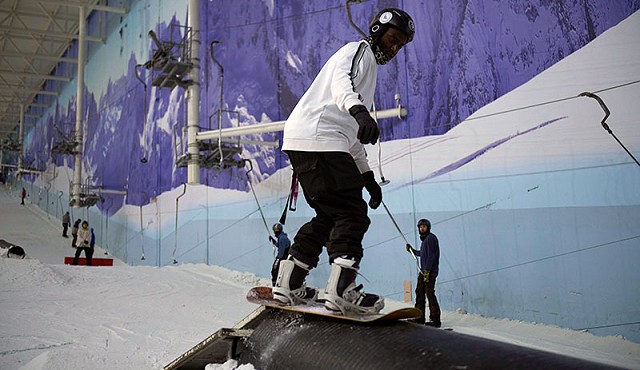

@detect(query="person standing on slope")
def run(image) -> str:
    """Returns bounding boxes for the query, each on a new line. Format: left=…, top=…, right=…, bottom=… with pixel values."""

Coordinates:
left=62, top=211, right=70, bottom=238
left=71, top=219, right=81, bottom=248
left=407, top=218, right=441, bottom=327
left=274, top=8, right=415, bottom=315
left=269, top=223, right=291, bottom=286
left=72, top=220, right=93, bottom=266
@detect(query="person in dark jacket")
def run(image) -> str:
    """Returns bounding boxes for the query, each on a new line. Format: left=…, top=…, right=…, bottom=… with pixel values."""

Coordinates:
left=21, top=187, right=26, bottom=205
left=88, top=227, right=96, bottom=264
left=62, top=212, right=70, bottom=237
left=71, top=219, right=81, bottom=248
left=269, top=223, right=291, bottom=286
left=407, top=218, right=441, bottom=327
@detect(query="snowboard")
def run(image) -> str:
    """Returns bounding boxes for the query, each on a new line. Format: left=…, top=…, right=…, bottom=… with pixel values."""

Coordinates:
left=247, top=286, right=422, bottom=323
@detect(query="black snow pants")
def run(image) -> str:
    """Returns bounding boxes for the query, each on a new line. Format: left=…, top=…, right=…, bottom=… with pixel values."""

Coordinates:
left=415, top=273, right=441, bottom=325
left=284, top=151, right=370, bottom=267
left=73, top=247, right=93, bottom=266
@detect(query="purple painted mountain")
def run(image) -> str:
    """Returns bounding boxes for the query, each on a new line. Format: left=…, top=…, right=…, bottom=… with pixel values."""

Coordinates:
left=20, top=0, right=639, bottom=215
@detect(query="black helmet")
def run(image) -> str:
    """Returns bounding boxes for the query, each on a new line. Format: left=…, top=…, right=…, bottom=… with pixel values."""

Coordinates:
left=417, top=219, right=431, bottom=229
left=369, top=8, right=415, bottom=43
left=272, top=223, right=283, bottom=232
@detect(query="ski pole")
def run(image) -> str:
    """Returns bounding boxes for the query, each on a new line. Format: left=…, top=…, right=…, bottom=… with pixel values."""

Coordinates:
left=381, top=200, right=422, bottom=274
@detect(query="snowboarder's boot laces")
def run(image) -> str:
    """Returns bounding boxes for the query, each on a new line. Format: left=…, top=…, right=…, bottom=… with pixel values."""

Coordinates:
left=272, top=256, right=318, bottom=305
left=324, top=256, right=384, bottom=315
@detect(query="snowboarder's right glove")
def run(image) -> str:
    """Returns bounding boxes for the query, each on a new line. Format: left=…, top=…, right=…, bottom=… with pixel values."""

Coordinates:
left=349, top=104, right=379, bottom=145
left=269, top=236, right=277, bottom=245
left=406, top=244, right=417, bottom=254
left=423, top=270, right=430, bottom=284
left=362, top=171, right=382, bottom=209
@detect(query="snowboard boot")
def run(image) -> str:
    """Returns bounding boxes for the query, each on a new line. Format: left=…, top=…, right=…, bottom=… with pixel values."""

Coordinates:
left=323, top=256, right=384, bottom=315
left=272, top=256, right=318, bottom=305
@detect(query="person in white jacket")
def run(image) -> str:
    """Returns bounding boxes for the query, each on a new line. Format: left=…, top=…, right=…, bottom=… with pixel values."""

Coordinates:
left=273, top=8, right=415, bottom=315
left=72, top=220, right=93, bottom=266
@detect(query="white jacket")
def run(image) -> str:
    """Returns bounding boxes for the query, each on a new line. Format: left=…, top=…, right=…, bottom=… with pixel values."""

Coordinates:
left=282, top=40, right=378, bottom=173
left=77, top=227, right=91, bottom=248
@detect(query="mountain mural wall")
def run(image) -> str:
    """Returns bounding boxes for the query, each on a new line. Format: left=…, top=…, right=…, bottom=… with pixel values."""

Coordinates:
left=8, top=1, right=640, bottom=342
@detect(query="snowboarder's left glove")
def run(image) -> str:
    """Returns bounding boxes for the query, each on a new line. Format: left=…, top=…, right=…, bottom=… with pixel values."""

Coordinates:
left=423, top=270, right=430, bottom=284
left=362, top=171, right=382, bottom=209
left=269, top=236, right=277, bottom=245
left=349, top=105, right=379, bottom=145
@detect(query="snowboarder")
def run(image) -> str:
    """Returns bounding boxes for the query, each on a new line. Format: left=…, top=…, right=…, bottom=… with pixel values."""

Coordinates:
left=269, top=223, right=291, bottom=286
left=72, top=220, right=92, bottom=266
left=406, top=219, right=441, bottom=327
left=62, top=211, right=70, bottom=237
left=273, top=8, right=415, bottom=315
left=21, top=187, right=26, bottom=205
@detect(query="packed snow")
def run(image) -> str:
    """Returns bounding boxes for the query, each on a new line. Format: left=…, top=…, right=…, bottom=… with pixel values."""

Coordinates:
left=1, top=187, right=638, bottom=370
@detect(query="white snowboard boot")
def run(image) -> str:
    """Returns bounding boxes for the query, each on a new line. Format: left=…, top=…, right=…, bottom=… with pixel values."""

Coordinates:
left=272, top=256, right=318, bottom=305
left=324, top=256, right=384, bottom=315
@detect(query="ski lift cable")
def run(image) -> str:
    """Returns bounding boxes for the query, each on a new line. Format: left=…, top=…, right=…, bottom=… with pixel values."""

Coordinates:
left=381, top=200, right=422, bottom=275
left=210, top=41, right=225, bottom=166
left=345, top=0, right=368, bottom=38
left=134, top=64, right=149, bottom=163
left=172, top=183, right=187, bottom=264
left=244, top=159, right=276, bottom=257
left=578, top=91, right=640, bottom=167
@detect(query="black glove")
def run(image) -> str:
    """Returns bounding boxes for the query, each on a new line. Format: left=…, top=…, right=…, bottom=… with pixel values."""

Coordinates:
left=362, top=171, right=382, bottom=209
left=349, top=105, right=379, bottom=145
left=269, top=236, right=277, bottom=245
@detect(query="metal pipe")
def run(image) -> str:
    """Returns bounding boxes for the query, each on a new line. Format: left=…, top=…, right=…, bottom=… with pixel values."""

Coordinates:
left=140, top=192, right=147, bottom=260
left=98, top=188, right=128, bottom=195
left=71, top=5, right=86, bottom=207
left=196, top=107, right=406, bottom=142
left=17, top=104, right=24, bottom=179
left=187, top=0, right=201, bottom=184
left=104, top=197, right=113, bottom=255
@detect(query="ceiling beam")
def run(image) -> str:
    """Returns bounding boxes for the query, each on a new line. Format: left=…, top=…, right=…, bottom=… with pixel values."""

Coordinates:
left=0, top=88, right=58, bottom=96
left=14, top=0, right=129, bottom=15
left=0, top=9, right=78, bottom=23
left=0, top=70, right=71, bottom=81
left=0, top=50, right=78, bottom=64
left=0, top=26, right=104, bottom=43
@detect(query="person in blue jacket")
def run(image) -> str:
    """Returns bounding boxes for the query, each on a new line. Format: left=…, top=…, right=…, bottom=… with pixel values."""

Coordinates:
left=407, top=218, right=441, bottom=327
left=269, top=223, right=291, bottom=286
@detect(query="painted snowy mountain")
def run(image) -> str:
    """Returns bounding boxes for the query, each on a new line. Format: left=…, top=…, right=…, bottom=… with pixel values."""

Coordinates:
left=19, top=0, right=639, bottom=215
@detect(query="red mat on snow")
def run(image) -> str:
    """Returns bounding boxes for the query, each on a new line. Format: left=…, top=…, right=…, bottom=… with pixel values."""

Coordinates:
left=63, top=257, right=113, bottom=266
